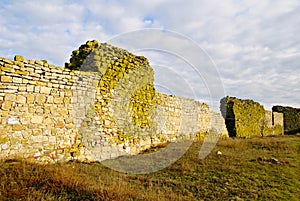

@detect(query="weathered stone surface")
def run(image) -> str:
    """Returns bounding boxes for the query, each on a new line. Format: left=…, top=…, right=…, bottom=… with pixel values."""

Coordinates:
left=53, top=96, right=64, bottom=104
left=16, top=95, right=26, bottom=104
left=26, top=94, right=34, bottom=103
left=40, top=86, right=51, bottom=94
left=14, top=55, right=24, bottom=61
left=13, top=77, right=22, bottom=83
left=221, top=96, right=284, bottom=138
left=26, top=85, right=34, bottom=92
left=1, top=101, right=12, bottom=110
left=0, top=43, right=230, bottom=164
left=13, top=124, right=26, bottom=131
left=31, top=116, right=44, bottom=124
left=5, top=94, right=16, bottom=102
left=7, top=116, right=20, bottom=125
left=35, top=94, right=46, bottom=104
left=18, top=86, right=27, bottom=92
left=55, top=121, right=65, bottom=128
left=1, top=75, right=13, bottom=82
left=46, top=96, right=54, bottom=103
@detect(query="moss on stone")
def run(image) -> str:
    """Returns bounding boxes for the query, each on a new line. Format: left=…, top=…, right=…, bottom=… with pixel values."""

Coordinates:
left=65, top=40, right=101, bottom=71
left=0, top=137, right=9, bottom=144
left=68, top=40, right=157, bottom=142
left=14, top=55, right=24, bottom=61
left=272, top=105, right=300, bottom=134
left=129, top=84, right=156, bottom=128
left=221, top=96, right=265, bottom=138
left=274, top=124, right=283, bottom=135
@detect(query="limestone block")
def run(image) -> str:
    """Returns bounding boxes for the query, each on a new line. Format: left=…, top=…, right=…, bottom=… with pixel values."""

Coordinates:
left=49, top=136, right=56, bottom=143
left=1, top=76, right=12, bottom=82
left=43, top=105, right=50, bottom=114
left=63, top=97, right=70, bottom=104
left=47, top=82, right=53, bottom=88
left=35, top=94, right=46, bottom=104
left=4, top=89, right=17, bottom=93
left=65, top=90, right=72, bottom=97
left=18, top=86, right=27, bottom=92
left=43, top=117, right=54, bottom=125
left=35, top=60, right=44, bottom=66
left=31, top=116, right=44, bottom=124
left=12, top=124, right=26, bottom=131
left=34, top=86, right=40, bottom=93
left=58, top=109, right=68, bottom=115
left=31, top=135, right=43, bottom=143
left=28, top=107, right=35, bottom=113
left=5, top=94, right=16, bottom=102
left=14, top=55, right=24, bottom=61
left=55, top=121, right=65, bottom=128
left=20, top=117, right=30, bottom=125
left=52, top=83, right=59, bottom=88
left=54, top=96, right=64, bottom=104
left=35, top=69, right=43, bottom=74
left=28, top=80, right=37, bottom=85
left=36, top=108, right=44, bottom=114
left=12, top=77, right=22, bottom=83
left=46, top=96, right=54, bottom=103
left=40, top=86, right=52, bottom=94
left=7, top=116, right=20, bottom=125
left=26, top=94, right=34, bottom=103
left=1, top=101, right=12, bottom=110
left=36, top=80, right=46, bottom=86
left=16, top=95, right=26, bottom=104
left=26, top=85, right=34, bottom=92
left=0, top=110, right=9, bottom=116
left=7, top=86, right=18, bottom=90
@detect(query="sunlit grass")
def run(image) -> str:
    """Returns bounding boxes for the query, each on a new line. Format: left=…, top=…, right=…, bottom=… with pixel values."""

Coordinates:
left=0, top=135, right=299, bottom=200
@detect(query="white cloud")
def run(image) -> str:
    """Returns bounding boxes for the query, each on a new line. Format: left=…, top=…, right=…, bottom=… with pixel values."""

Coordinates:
left=0, top=0, right=299, bottom=109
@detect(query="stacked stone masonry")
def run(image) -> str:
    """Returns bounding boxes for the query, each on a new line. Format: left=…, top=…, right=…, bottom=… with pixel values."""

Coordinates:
left=220, top=96, right=284, bottom=138
left=272, top=105, right=300, bottom=134
left=0, top=56, right=101, bottom=162
left=1, top=40, right=291, bottom=163
left=0, top=42, right=228, bottom=163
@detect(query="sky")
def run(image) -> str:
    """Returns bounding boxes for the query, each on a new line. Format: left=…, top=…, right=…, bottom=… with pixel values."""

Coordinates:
left=0, top=0, right=299, bottom=110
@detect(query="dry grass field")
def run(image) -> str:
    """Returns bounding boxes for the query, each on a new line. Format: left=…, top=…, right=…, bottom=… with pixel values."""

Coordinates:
left=0, top=134, right=299, bottom=200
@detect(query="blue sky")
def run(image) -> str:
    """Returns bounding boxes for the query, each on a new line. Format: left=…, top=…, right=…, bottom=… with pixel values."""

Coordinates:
left=0, top=0, right=299, bottom=110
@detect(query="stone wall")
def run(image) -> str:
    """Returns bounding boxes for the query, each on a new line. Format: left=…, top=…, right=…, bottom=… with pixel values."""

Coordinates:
left=272, top=106, right=300, bottom=134
left=0, top=55, right=101, bottom=162
left=220, top=96, right=284, bottom=138
left=154, top=93, right=228, bottom=141
left=0, top=41, right=227, bottom=162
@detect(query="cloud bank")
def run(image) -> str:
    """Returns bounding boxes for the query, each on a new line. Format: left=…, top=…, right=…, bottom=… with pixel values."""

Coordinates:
left=0, top=0, right=299, bottom=110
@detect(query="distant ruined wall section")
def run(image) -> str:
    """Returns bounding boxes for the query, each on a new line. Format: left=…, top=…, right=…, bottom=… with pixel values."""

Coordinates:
left=220, top=96, right=283, bottom=138
left=0, top=41, right=227, bottom=163
left=272, top=106, right=300, bottom=134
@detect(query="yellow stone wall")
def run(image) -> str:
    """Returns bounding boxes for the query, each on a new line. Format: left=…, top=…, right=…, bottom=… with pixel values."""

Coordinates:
left=0, top=41, right=228, bottom=163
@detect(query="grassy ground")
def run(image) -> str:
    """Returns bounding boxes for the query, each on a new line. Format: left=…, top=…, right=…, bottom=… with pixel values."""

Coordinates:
left=0, top=134, right=299, bottom=201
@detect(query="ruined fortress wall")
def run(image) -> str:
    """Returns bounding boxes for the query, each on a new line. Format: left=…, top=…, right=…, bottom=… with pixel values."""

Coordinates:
left=0, top=56, right=101, bottom=162
left=154, top=93, right=211, bottom=140
left=154, top=93, right=228, bottom=141
left=221, top=97, right=284, bottom=138
left=272, top=106, right=300, bottom=134
left=0, top=55, right=225, bottom=162
left=264, top=111, right=284, bottom=136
